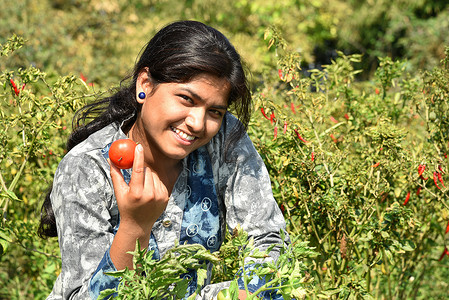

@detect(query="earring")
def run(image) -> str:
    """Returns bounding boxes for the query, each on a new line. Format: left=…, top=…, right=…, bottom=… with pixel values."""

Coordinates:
left=138, top=92, right=146, bottom=99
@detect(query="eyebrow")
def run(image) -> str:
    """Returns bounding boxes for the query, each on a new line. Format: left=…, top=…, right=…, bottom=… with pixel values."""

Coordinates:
left=179, top=87, right=228, bottom=110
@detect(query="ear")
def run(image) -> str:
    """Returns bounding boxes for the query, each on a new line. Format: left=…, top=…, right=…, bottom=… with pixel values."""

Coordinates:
left=136, top=68, right=152, bottom=104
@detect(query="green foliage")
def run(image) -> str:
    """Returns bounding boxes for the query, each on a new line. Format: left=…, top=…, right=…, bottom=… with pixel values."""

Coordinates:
left=422, top=47, right=449, bottom=157
left=100, top=225, right=318, bottom=300
left=217, top=226, right=318, bottom=300
left=3, top=0, right=447, bottom=82
left=249, top=31, right=449, bottom=298
left=332, top=0, right=449, bottom=76
left=99, top=241, right=219, bottom=300
left=0, top=35, right=25, bottom=57
left=0, top=35, right=94, bottom=299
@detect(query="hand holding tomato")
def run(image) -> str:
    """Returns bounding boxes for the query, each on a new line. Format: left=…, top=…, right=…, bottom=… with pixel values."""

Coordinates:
left=109, top=139, right=137, bottom=169
left=109, top=143, right=169, bottom=235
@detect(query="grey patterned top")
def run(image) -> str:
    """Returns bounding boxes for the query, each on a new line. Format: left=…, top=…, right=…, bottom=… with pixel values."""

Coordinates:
left=47, top=113, right=287, bottom=299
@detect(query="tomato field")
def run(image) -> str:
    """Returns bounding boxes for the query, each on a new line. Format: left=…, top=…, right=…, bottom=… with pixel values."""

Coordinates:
left=1, top=0, right=449, bottom=299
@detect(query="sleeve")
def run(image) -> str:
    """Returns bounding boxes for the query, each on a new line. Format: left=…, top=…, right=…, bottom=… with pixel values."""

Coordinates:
left=212, top=114, right=289, bottom=298
left=48, top=153, right=120, bottom=300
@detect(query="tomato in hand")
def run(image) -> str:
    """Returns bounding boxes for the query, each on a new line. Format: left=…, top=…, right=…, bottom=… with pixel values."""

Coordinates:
left=109, top=139, right=137, bottom=169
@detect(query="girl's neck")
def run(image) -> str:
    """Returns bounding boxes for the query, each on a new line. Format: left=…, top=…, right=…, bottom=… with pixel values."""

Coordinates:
left=127, top=123, right=182, bottom=194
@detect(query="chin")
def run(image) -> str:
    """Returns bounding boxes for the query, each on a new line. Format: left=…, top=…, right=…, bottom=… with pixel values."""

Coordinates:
left=164, top=142, right=204, bottom=161
left=166, top=149, right=193, bottom=161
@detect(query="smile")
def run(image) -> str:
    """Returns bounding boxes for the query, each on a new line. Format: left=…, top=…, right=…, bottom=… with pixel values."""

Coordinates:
left=170, top=126, right=196, bottom=141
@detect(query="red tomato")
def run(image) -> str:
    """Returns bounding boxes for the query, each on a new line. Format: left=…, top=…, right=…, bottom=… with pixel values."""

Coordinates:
left=109, top=139, right=137, bottom=169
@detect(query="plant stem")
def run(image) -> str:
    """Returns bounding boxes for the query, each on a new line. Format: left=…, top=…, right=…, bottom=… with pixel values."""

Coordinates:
left=0, top=172, right=8, bottom=210
left=280, top=189, right=300, bottom=235
left=382, top=248, right=393, bottom=299
left=310, top=113, right=334, bottom=187
left=366, top=249, right=371, bottom=293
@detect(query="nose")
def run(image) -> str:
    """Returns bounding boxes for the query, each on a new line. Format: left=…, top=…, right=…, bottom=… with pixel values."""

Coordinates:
left=185, top=108, right=206, bottom=133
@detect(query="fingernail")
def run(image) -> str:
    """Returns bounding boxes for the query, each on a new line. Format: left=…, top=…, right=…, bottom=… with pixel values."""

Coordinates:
left=136, top=144, right=143, bottom=152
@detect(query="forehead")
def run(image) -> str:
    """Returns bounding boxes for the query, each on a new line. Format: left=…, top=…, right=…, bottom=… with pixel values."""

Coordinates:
left=176, top=74, right=231, bottom=104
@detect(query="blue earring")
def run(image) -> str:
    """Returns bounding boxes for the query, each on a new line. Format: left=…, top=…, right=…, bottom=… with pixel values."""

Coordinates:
left=138, top=92, right=146, bottom=99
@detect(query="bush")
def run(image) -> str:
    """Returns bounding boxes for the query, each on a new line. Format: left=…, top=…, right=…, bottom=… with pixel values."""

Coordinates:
left=247, top=30, right=449, bottom=298
left=0, top=35, right=93, bottom=298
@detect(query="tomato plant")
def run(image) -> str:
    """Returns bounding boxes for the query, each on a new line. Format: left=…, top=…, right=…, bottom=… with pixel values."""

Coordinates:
left=109, top=139, right=137, bottom=169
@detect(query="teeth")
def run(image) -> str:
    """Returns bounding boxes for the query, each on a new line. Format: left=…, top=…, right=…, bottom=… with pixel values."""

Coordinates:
left=171, top=127, right=195, bottom=141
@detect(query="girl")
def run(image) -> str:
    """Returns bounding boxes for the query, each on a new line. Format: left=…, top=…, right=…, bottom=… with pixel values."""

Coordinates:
left=39, top=20, right=287, bottom=299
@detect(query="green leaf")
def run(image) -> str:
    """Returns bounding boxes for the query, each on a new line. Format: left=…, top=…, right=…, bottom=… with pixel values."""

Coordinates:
left=0, top=228, right=11, bottom=255
left=291, top=287, right=307, bottom=299
left=1, top=190, right=22, bottom=202
left=229, top=280, right=239, bottom=299
left=320, top=287, right=343, bottom=296
left=97, top=289, right=117, bottom=300
left=383, top=249, right=393, bottom=264
left=401, top=240, right=416, bottom=252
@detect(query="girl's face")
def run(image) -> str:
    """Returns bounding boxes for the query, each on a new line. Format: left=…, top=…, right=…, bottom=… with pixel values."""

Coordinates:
left=134, top=72, right=230, bottom=166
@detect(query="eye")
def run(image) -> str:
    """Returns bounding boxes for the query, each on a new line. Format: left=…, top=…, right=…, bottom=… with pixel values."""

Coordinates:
left=179, top=94, right=194, bottom=104
left=209, top=109, right=224, bottom=118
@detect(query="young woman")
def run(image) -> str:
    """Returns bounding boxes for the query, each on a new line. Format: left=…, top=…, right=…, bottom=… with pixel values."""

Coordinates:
left=39, top=20, right=287, bottom=299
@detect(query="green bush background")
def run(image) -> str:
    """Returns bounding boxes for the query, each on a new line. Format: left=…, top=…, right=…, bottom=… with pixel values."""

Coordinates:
left=1, top=0, right=449, bottom=299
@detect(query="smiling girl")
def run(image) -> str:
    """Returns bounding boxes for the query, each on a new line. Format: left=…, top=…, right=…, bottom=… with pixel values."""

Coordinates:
left=39, top=20, right=287, bottom=300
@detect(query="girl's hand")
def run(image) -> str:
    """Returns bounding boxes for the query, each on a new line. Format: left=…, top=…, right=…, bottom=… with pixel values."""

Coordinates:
left=110, top=143, right=169, bottom=236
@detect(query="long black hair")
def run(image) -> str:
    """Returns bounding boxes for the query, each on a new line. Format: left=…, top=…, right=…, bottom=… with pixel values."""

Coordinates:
left=38, top=20, right=252, bottom=238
